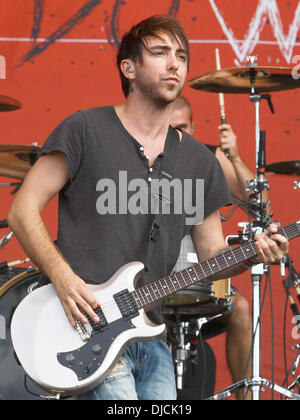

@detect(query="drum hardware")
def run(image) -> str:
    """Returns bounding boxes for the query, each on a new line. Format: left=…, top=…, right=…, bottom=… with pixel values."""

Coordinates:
left=0, top=95, right=22, bottom=112
left=0, top=258, right=31, bottom=273
left=0, top=144, right=40, bottom=180
left=191, top=55, right=300, bottom=400
left=0, top=231, right=14, bottom=249
left=220, top=193, right=265, bottom=223
left=219, top=203, right=240, bottom=222
left=285, top=345, right=300, bottom=396
left=282, top=259, right=300, bottom=333
left=174, top=321, right=190, bottom=390
left=266, top=160, right=300, bottom=177
left=0, top=268, right=66, bottom=400
left=0, top=219, right=8, bottom=229
left=188, top=65, right=300, bottom=94
left=263, top=161, right=300, bottom=190
left=168, top=317, right=208, bottom=392
left=164, top=275, right=233, bottom=321
left=0, top=182, right=22, bottom=194
left=0, top=269, right=43, bottom=399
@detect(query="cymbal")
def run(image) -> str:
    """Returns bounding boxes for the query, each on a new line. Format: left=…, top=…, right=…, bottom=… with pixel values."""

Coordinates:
left=0, top=95, right=22, bottom=111
left=266, top=160, right=300, bottom=176
left=188, top=66, right=300, bottom=94
left=0, top=145, right=40, bottom=179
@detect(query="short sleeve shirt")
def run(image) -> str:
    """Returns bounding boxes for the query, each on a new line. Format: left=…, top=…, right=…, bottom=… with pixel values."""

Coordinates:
left=40, top=106, right=232, bottom=324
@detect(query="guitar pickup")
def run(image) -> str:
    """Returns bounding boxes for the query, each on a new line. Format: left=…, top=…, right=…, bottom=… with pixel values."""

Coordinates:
left=114, top=289, right=139, bottom=320
left=85, top=306, right=108, bottom=332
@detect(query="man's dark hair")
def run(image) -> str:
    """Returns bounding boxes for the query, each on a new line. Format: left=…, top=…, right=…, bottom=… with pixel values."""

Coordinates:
left=117, top=15, right=190, bottom=97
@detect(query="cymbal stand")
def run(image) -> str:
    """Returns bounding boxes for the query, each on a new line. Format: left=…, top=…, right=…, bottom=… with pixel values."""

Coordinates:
left=0, top=182, right=22, bottom=194
left=208, top=56, right=300, bottom=400
left=287, top=345, right=300, bottom=395
left=174, top=321, right=190, bottom=390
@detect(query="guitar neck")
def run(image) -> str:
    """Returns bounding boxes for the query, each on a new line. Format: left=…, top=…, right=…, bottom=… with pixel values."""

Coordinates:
left=132, top=222, right=300, bottom=310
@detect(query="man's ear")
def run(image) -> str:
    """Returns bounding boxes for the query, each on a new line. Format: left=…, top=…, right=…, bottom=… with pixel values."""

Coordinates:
left=120, top=59, right=135, bottom=79
left=190, top=122, right=195, bottom=134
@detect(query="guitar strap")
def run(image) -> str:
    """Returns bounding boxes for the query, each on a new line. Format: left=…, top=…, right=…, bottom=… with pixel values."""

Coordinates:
left=144, top=126, right=181, bottom=272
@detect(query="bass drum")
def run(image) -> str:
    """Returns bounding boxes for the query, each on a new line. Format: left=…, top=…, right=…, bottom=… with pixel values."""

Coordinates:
left=0, top=268, right=52, bottom=400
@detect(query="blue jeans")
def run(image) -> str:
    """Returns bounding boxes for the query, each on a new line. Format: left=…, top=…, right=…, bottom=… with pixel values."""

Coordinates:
left=77, top=339, right=177, bottom=400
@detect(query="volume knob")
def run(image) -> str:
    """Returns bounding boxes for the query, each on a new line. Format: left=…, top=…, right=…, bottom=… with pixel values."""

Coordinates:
left=92, top=344, right=102, bottom=355
left=65, top=353, right=76, bottom=365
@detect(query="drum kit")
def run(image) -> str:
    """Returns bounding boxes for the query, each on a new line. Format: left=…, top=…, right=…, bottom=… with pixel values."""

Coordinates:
left=0, top=57, right=299, bottom=400
left=164, top=56, right=300, bottom=400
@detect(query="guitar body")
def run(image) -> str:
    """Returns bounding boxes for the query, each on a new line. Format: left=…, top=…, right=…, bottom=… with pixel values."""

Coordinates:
left=10, top=220, right=300, bottom=397
left=10, top=262, right=166, bottom=397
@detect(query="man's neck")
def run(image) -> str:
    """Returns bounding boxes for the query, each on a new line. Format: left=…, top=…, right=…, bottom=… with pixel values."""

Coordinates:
left=115, top=93, right=174, bottom=143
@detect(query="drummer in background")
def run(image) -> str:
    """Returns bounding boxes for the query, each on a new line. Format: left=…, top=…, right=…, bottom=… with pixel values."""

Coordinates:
left=170, top=96, right=269, bottom=400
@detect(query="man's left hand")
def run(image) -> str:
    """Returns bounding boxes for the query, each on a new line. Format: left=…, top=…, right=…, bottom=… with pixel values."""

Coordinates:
left=253, top=223, right=289, bottom=264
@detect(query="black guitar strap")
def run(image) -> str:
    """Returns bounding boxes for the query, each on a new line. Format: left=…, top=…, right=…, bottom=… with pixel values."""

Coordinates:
left=144, top=126, right=181, bottom=272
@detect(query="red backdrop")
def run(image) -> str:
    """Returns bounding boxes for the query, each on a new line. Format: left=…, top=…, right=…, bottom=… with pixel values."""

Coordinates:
left=0, top=0, right=300, bottom=400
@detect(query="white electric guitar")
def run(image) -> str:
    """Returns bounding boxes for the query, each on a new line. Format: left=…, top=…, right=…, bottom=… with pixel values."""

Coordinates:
left=11, top=222, right=300, bottom=397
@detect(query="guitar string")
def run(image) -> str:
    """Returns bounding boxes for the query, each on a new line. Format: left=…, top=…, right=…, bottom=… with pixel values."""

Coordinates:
left=83, top=224, right=297, bottom=315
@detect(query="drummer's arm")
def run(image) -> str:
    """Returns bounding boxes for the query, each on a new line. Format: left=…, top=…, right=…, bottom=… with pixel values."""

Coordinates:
left=216, top=124, right=269, bottom=206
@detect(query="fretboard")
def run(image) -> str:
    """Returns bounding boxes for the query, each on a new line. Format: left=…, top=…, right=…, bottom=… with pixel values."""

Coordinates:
left=132, top=221, right=300, bottom=310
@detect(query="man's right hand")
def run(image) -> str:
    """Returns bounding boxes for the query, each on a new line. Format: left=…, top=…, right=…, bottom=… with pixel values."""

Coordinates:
left=52, top=274, right=100, bottom=328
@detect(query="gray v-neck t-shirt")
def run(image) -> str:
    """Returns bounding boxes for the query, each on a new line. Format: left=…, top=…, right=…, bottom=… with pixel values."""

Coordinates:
left=40, top=106, right=232, bottom=324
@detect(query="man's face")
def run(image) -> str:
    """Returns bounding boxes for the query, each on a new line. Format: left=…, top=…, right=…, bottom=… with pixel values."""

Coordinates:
left=170, top=106, right=194, bottom=135
left=134, top=33, right=188, bottom=105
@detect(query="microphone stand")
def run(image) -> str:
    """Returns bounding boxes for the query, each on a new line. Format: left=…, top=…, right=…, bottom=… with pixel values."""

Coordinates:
left=208, top=56, right=300, bottom=400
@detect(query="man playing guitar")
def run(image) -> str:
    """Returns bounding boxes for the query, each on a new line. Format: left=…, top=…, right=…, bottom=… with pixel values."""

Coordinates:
left=8, top=15, right=289, bottom=400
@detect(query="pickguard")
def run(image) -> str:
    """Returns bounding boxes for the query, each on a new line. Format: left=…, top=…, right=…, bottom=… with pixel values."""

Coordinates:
left=57, top=317, right=136, bottom=381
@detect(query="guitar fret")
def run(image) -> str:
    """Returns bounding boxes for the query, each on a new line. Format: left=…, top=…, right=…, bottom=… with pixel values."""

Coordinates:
left=178, top=271, right=187, bottom=287
left=281, top=227, right=288, bottom=239
left=136, top=289, right=146, bottom=308
left=152, top=280, right=164, bottom=300
left=152, top=281, right=162, bottom=299
left=172, top=274, right=180, bottom=291
left=214, top=256, right=222, bottom=271
left=198, top=264, right=206, bottom=279
left=222, top=253, right=230, bottom=268
left=190, top=266, right=200, bottom=284
left=173, top=274, right=182, bottom=289
left=168, top=275, right=176, bottom=293
left=144, top=286, right=152, bottom=304
left=166, top=277, right=174, bottom=293
left=186, top=267, right=193, bottom=284
left=161, top=278, right=171, bottom=295
left=250, top=242, right=256, bottom=257
left=206, top=259, right=215, bottom=275
left=162, top=278, right=171, bottom=295
left=201, top=261, right=209, bottom=277
left=189, top=269, right=196, bottom=285
left=133, top=223, right=299, bottom=311
left=133, top=290, right=142, bottom=308
left=179, top=271, right=188, bottom=287
left=230, top=249, right=238, bottom=264
left=144, top=285, right=152, bottom=304
left=235, top=247, right=245, bottom=263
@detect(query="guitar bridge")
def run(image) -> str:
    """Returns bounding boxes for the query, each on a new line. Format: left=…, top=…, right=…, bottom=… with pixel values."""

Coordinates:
left=75, top=319, right=92, bottom=342
left=76, top=307, right=108, bottom=342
